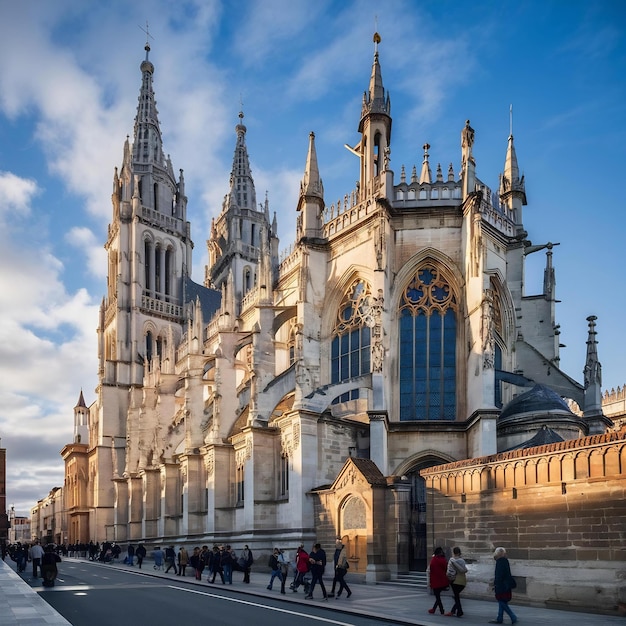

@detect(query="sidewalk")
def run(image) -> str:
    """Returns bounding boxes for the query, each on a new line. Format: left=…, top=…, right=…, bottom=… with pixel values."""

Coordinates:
left=2, top=555, right=624, bottom=626
left=68, top=557, right=625, bottom=625
left=0, top=559, right=71, bottom=625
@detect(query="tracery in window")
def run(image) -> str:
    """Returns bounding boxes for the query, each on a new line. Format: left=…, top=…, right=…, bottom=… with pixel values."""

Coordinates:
left=331, top=279, right=372, bottom=403
left=399, top=264, right=457, bottom=420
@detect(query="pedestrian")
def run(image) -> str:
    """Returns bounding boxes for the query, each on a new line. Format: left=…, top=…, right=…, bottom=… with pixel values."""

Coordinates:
left=489, top=547, right=518, bottom=624
left=327, top=538, right=343, bottom=597
left=164, top=546, right=178, bottom=574
left=266, top=548, right=284, bottom=591
left=291, top=545, right=309, bottom=592
left=209, top=546, right=225, bottom=583
left=41, top=544, right=61, bottom=587
left=239, top=544, right=254, bottom=583
left=178, top=546, right=189, bottom=576
left=153, top=546, right=164, bottom=569
left=136, top=543, right=146, bottom=569
left=446, top=546, right=468, bottom=617
left=199, top=545, right=209, bottom=579
left=333, top=540, right=351, bottom=598
left=126, top=543, right=135, bottom=566
left=305, top=543, right=328, bottom=601
left=190, top=547, right=202, bottom=580
left=221, top=545, right=234, bottom=584
left=427, top=546, right=449, bottom=615
left=15, top=543, right=27, bottom=572
left=29, top=540, right=45, bottom=578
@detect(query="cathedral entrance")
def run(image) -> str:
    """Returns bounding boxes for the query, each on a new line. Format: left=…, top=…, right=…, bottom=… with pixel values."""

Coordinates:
left=407, top=468, right=427, bottom=571
left=406, top=455, right=448, bottom=571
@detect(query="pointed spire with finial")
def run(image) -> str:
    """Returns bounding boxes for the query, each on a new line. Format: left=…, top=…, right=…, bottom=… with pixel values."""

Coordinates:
left=419, top=143, right=432, bottom=184
left=300, top=131, right=323, bottom=200
left=133, top=23, right=164, bottom=167
left=499, top=104, right=527, bottom=212
left=225, top=109, right=258, bottom=212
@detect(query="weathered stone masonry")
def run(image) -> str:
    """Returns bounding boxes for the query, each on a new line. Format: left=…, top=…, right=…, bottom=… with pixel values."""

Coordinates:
left=420, top=429, right=626, bottom=614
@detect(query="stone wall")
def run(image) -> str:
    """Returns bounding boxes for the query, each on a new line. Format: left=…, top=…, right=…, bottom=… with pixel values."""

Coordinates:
left=420, top=428, right=626, bottom=615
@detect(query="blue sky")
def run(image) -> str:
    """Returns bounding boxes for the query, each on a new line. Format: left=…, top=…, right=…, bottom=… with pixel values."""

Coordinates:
left=0, top=0, right=624, bottom=516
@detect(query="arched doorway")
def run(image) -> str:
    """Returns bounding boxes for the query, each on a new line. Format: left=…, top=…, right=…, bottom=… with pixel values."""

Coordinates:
left=406, top=456, right=450, bottom=571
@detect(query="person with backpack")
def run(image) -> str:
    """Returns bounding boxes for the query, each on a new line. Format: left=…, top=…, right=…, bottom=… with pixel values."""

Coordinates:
left=446, top=546, right=468, bottom=617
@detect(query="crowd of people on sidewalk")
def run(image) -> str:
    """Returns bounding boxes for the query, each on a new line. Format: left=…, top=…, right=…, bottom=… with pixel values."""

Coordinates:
left=3, top=535, right=523, bottom=622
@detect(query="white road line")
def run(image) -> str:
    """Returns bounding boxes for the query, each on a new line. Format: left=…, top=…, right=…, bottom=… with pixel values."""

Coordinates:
left=170, top=585, right=358, bottom=625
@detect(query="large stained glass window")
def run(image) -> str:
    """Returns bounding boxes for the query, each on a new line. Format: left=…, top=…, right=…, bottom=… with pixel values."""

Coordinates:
left=399, top=265, right=457, bottom=420
left=331, top=280, right=371, bottom=403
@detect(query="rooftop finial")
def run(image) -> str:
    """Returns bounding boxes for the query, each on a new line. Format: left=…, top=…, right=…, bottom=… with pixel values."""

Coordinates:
left=509, top=103, right=513, bottom=138
left=373, top=30, right=381, bottom=54
left=139, top=21, right=154, bottom=59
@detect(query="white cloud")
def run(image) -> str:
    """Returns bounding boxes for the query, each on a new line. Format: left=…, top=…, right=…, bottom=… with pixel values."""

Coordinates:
left=0, top=171, right=39, bottom=216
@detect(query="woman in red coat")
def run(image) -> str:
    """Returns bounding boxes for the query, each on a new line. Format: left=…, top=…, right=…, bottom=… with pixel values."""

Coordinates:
left=428, top=546, right=449, bottom=615
left=291, top=546, right=309, bottom=592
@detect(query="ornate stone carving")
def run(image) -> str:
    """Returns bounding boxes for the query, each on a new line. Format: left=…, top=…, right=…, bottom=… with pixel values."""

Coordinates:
left=204, top=449, right=215, bottom=476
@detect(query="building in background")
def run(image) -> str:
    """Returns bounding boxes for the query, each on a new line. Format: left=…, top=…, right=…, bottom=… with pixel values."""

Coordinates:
left=42, top=33, right=624, bottom=612
left=8, top=508, right=30, bottom=544
left=30, top=487, right=65, bottom=546
left=0, top=443, right=7, bottom=544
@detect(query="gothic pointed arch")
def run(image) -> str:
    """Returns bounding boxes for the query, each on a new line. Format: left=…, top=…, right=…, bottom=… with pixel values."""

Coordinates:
left=329, top=275, right=374, bottom=404
left=395, top=253, right=461, bottom=421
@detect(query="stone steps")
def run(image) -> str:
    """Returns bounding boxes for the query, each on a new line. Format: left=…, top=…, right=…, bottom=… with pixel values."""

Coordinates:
left=377, top=571, right=429, bottom=590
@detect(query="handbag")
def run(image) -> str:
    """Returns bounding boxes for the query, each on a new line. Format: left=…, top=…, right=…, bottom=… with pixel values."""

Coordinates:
left=446, top=562, right=457, bottom=582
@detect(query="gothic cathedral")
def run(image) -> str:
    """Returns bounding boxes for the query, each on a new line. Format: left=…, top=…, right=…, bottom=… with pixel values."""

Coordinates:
left=62, top=35, right=609, bottom=579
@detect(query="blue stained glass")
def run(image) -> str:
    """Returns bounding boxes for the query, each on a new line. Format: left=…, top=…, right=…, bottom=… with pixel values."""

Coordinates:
left=418, top=268, right=434, bottom=285
left=399, top=265, right=457, bottom=422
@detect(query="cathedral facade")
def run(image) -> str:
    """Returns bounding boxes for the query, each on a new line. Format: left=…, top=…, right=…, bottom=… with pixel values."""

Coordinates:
left=62, top=35, right=611, bottom=579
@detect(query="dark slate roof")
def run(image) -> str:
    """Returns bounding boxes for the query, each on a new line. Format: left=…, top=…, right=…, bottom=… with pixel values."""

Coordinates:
left=184, top=277, right=221, bottom=321
left=350, top=457, right=387, bottom=486
left=502, top=425, right=565, bottom=452
left=499, top=384, right=574, bottom=420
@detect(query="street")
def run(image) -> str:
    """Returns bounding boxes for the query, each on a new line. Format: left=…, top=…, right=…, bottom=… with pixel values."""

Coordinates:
left=19, top=559, right=408, bottom=626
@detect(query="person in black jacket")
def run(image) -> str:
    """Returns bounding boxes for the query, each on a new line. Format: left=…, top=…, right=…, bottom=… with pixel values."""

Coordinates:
left=305, top=543, right=328, bottom=601
left=489, top=547, right=518, bottom=624
left=135, top=544, right=147, bottom=568
left=164, top=546, right=178, bottom=574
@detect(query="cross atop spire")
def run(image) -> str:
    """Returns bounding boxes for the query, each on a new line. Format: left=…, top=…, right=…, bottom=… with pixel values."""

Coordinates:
left=138, top=21, right=154, bottom=59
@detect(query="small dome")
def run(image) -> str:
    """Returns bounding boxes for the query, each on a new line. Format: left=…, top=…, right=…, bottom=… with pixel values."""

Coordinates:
left=499, top=384, right=574, bottom=421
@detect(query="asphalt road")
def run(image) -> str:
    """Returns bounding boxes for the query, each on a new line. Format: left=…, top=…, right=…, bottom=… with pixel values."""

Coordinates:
left=27, top=560, right=408, bottom=626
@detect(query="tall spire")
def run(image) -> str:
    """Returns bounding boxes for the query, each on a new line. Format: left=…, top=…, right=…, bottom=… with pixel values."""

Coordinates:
left=355, top=32, right=392, bottom=192
left=226, top=111, right=258, bottom=212
left=360, top=31, right=391, bottom=125
left=499, top=106, right=527, bottom=221
left=297, top=132, right=324, bottom=240
left=419, top=143, right=432, bottom=184
left=132, top=38, right=164, bottom=166
left=582, top=315, right=610, bottom=433
left=300, top=131, right=324, bottom=200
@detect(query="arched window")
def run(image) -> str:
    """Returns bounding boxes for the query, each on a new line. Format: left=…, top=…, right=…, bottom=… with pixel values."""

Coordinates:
left=288, top=325, right=296, bottom=367
left=399, top=264, right=457, bottom=420
left=144, top=240, right=151, bottom=293
left=243, top=268, right=251, bottom=294
left=331, top=280, right=372, bottom=403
